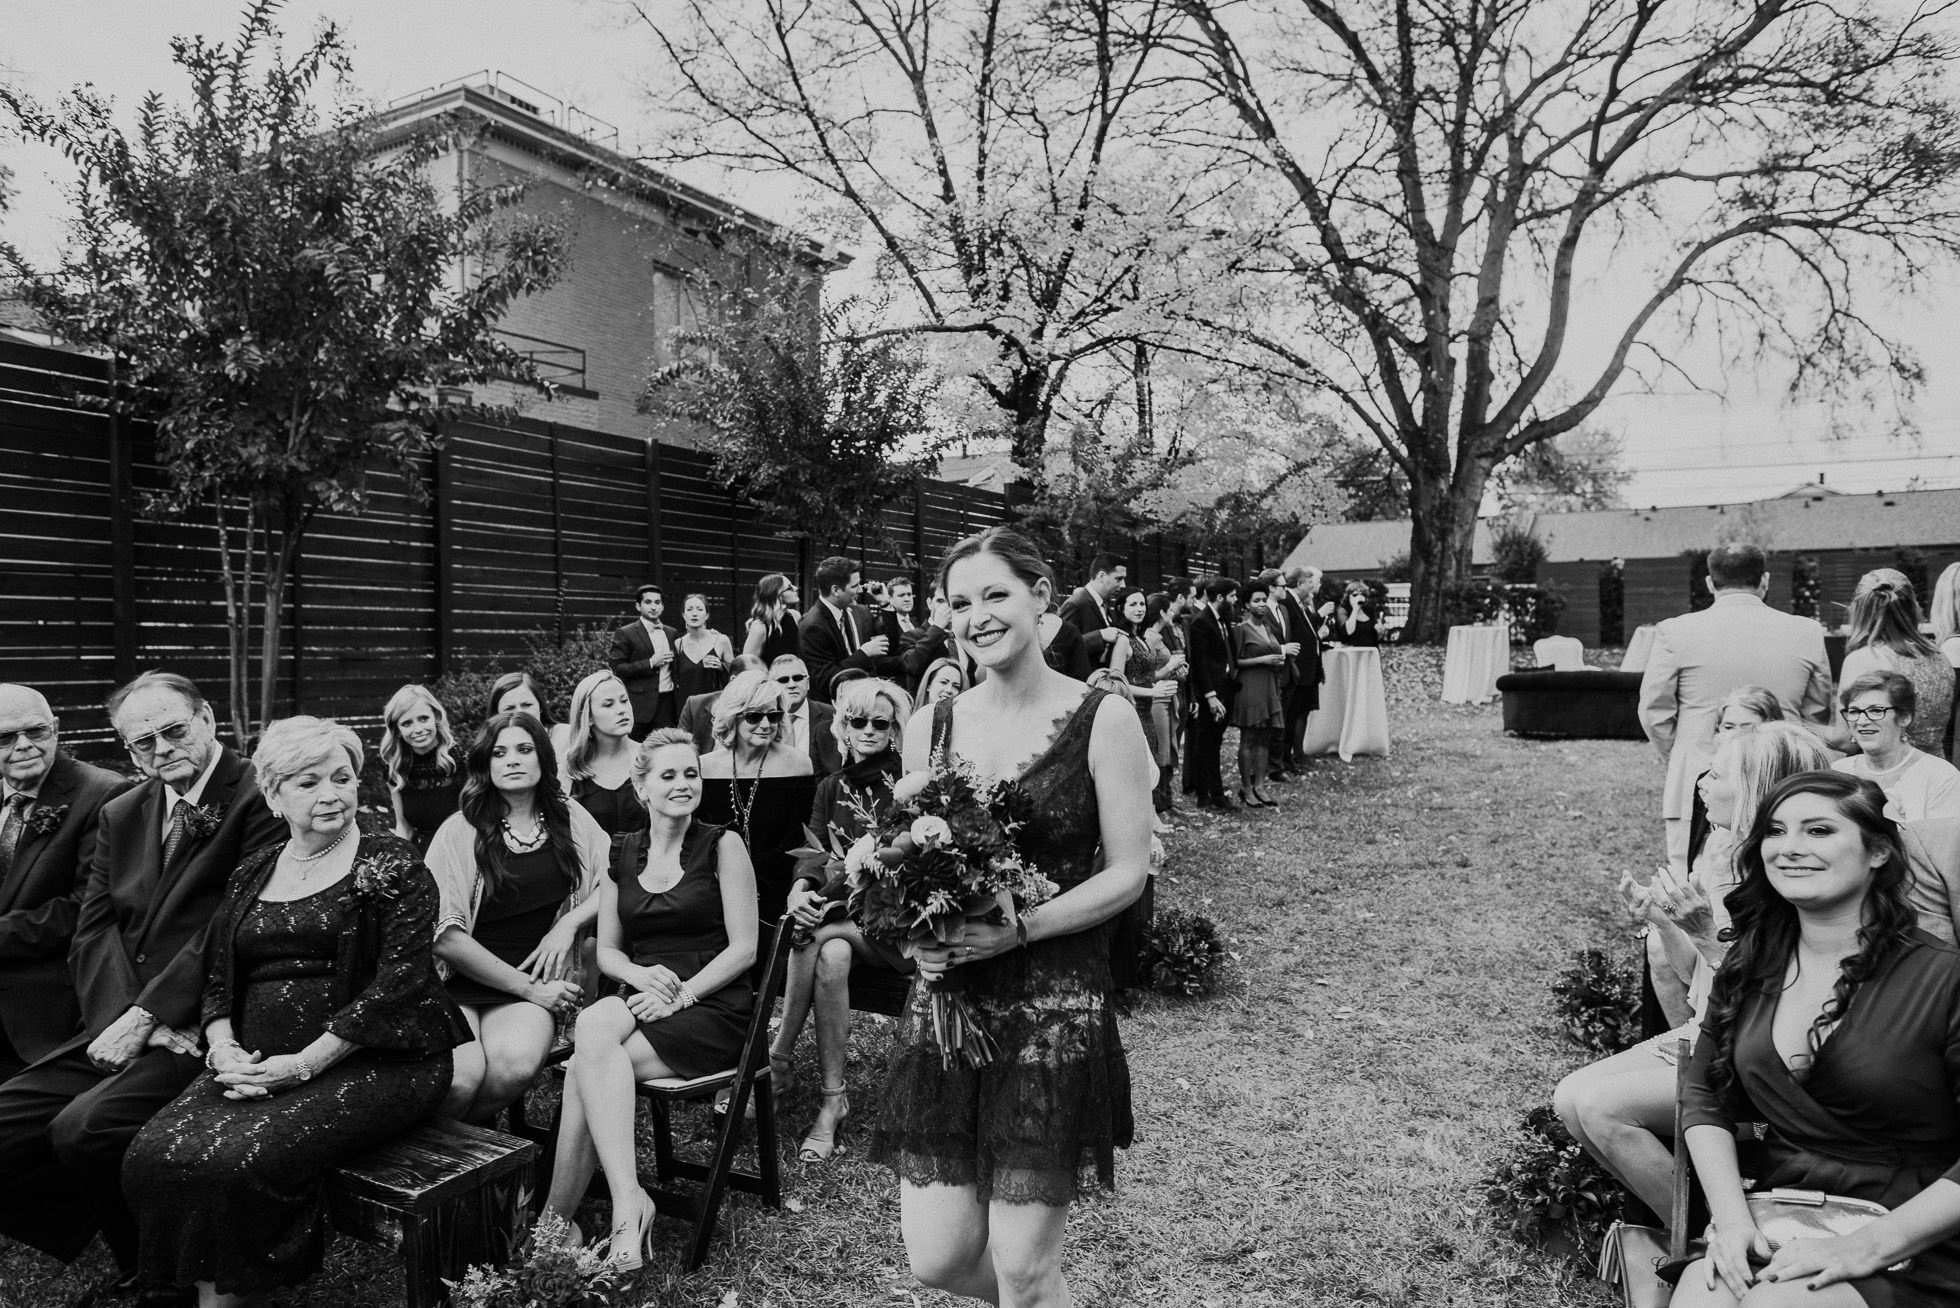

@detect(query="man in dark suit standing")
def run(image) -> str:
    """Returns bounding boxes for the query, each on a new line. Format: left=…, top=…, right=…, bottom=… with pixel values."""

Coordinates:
left=798, top=556, right=898, bottom=702
left=608, top=583, right=682, bottom=739
left=1268, top=567, right=1324, bottom=776
left=0, top=672, right=282, bottom=1291
left=1057, top=552, right=1126, bottom=670
left=0, top=685, right=132, bottom=1081
left=875, top=575, right=951, bottom=692
left=1186, top=576, right=1240, bottom=811
left=770, top=655, right=842, bottom=776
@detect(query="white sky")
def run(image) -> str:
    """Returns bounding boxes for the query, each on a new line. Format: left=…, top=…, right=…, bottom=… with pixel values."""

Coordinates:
left=5, top=0, right=1958, bottom=509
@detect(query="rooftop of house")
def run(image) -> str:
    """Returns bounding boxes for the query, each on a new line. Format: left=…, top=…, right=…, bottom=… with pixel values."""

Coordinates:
left=1281, top=518, right=1497, bottom=574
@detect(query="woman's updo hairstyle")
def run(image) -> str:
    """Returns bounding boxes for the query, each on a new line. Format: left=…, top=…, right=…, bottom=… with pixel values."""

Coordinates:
left=936, top=526, right=1053, bottom=595
left=1847, top=568, right=1939, bottom=659
left=632, top=727, right=700, bottom=785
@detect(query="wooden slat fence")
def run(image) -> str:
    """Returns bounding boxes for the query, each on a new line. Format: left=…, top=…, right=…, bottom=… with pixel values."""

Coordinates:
left=1, top=338, right=1239, bottom=758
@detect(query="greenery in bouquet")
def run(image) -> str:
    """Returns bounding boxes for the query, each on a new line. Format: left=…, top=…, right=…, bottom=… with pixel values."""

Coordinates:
left=846, top=753, right=1058, bottom=1068
left=444, top=1213, right=622, bottom=1308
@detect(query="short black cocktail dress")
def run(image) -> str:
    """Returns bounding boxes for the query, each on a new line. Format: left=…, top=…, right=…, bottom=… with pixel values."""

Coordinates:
left=443, top=844, right=572, bottom=1007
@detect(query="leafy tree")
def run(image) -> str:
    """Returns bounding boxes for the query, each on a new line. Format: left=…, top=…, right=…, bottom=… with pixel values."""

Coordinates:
left=643, top=272, right=948, bottom=553
left=634, top=0, right=1221, bottom=478
left=2, top=3, right=567, bottom=741
left=1166, top=0, right=1960, bottom=639
left=1491, top=428, right=1632, bottom=517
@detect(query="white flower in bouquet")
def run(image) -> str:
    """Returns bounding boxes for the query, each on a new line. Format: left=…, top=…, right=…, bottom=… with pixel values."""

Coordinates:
left=909, top=814, right=954, bottom=848
left=844, top=832, right=880, bottom=876
left=892, top=770, right=935, bottom=803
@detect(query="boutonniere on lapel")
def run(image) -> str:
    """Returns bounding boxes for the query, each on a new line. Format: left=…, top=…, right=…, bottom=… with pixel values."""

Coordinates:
left=181, top=804, right=224, bottom=841
left=27, top=805, right=68, bottom=838
left=352, top=847, right=408, bottom=904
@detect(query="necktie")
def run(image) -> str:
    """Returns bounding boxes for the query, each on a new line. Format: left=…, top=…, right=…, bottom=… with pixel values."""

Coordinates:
left=162, top=800, right=191, bottom=874
left=842, top=608, right=859, bottom=654
left=0, top=794, right=27, bottom=884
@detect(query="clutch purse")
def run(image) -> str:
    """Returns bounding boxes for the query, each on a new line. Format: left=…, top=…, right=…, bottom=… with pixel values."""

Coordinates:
left=1746, top=1189, right=1910, bottom=1273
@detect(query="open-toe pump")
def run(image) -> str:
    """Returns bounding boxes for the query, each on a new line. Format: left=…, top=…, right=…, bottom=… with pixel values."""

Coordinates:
left=606, top=1188, right=657, bottom=1273
left=798, top=1086, right=850, bottom=1164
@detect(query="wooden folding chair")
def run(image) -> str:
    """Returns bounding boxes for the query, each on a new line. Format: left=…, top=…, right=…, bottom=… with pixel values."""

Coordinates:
left=636, top=915, right=794, bottom=1269
left=1667, top=1037, right=1766, bottom=1275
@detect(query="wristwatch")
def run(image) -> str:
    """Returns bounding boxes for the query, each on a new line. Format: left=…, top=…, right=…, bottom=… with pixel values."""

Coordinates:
left=292, top=1055, right=315, bottom=1082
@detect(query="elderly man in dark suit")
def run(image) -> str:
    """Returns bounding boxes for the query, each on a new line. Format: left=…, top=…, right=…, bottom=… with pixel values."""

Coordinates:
left=798, top=556, right=899, bottom=702
left=0, top=685, right=132, bottom=1081
left=1057, top=551, right=1126, bottom=670
left=771, top=655, right=843, bottom=776
left=0, top=672, right=281, bottom=1294
left=608, top=583, right=683, bottom=739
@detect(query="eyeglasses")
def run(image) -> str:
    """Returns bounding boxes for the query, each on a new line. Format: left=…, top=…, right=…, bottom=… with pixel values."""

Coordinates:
left=1843, top=705, right=1898, bottom=722
left=123, top=721, right=196, bottom=758
left=740, top=710, right=785, bottom=726
left=774, top=674, right=808, bottom=684
left=0, top=723, right=55, bottom=751
left=845, top=715, right=895, bottom=732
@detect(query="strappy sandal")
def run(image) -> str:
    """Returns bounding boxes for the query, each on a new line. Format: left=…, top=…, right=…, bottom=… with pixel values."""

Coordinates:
left=798, top=1086, right=850, bottom=1163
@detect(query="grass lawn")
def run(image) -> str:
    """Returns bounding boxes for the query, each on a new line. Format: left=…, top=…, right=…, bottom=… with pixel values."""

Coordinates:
left=1, top=647, right=1656, bottom=1307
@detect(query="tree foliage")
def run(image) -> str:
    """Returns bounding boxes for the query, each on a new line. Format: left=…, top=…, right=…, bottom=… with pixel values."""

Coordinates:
left=643, top=273, right=948, bottom=553
left=632, top=0, right=1228, bottom=476
left=1165, top=0, right=1960, bottom=638
left=2, top=2, right=566, bottom=740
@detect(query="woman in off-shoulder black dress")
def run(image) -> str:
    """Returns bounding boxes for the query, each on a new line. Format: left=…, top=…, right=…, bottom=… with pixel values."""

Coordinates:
left=869, top=527, right=1154, bottom=1304
left=123, top=717, right=469, bottom=1301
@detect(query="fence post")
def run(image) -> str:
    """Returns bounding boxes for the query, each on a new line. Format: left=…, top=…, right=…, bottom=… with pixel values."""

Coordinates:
left=548, top=424, right=565, bottom=645
left=646, top=440, right=664, bottom=582
left=289, top=555, right=304, bottom=714
left=106, top=384, right=139, bottom=685
left=433, top=433, right=455, bottom=675
left=912, top=477, right=927, bottom=580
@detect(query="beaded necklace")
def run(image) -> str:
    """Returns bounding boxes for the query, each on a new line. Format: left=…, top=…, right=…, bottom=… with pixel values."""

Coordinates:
left=729, top=747, right=765, bottom=844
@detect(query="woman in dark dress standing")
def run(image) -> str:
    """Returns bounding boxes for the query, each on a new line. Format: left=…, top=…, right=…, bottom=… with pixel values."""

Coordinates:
left=425, top=712, right=609, bottom=1122
left=1231, top=579, right=1295, bottom=809
left=561, top=671, right=648, bottom=838
left=540, top=729, right=759, bottom=1270
left=124, top=717, right=469, bottom=1306
left=870, top=526, right=1153, bottom=1307
left=742, top=573, right=802, bottom=666
left=1674, top=771, right=1960, bottom=1306
left=771, top=677, right=915, bottom=1162
left=697, top=670, right=817, bottom=924
left=380, top=684, right=464, bottom=855
left=673, top=593, right=736, bottom=705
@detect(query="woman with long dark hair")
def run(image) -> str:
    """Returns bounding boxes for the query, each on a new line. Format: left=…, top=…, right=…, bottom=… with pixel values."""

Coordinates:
left=1672, top=771, right=1960, bottom=1304
left=870, top=525, right=1152, bottom=1307
left=425, top=711, right=609, bottom=1122
left=742, top=573, right=803, bottom=666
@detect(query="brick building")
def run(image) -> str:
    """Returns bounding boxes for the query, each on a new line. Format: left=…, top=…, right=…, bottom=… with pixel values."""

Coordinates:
left=374, top=72, right=847, bottom=444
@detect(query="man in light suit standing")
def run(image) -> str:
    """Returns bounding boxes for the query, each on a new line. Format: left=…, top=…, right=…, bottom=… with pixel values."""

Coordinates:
left=1639, top=541, right=1834, bottom=874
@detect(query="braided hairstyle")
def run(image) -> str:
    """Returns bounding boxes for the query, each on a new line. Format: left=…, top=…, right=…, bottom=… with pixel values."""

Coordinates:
left=1702, top=771, right=1916, bottom=1093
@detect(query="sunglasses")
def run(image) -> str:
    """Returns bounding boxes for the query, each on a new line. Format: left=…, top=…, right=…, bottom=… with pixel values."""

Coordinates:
left=845, top=715, right=895, bottom=732
left=774, top=674, right=808, bottom=684
left=1843, top=705, right=1897, bottom=722
left=741, top=710, right=785, bottom=726
left=123, top=721, right=197, bottom=759
left=0, top=723, right=55, bottom=751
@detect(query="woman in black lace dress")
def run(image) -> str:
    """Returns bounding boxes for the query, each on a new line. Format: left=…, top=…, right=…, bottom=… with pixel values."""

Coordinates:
left=124, top=717, right=469, bottom=1305
left=562, top=671, right=649, bottom=838
left=379, top=684, right=463, bottom=854
left=870, top=526, right=1154, bottom=1306
left=540, top=729, right=759, bottom=1270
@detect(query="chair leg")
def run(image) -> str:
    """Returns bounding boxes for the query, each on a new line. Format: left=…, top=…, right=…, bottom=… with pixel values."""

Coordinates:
left=399, top=1213, right=442, bottom=1308
left=753, top=1080, right=781, bottom=1207
left=686, top=1082, right=753, bottom=1271
left=648, top=1096, right=676, bottom=1185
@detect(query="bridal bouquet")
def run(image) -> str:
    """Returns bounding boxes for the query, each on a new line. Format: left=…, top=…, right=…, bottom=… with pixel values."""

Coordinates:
left=845, top=755, right=1058, bottom=1069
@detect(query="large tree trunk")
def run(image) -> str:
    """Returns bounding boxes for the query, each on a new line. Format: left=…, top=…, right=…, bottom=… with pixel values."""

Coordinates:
left=1404, top=452, right=1493, bottom=643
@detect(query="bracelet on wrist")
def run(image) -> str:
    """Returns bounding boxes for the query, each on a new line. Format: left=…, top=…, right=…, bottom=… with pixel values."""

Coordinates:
left=204, top=1039, right=241, bottom=1071
left=291, top=1054, right=314, bottom=1083
left=677, top=982, right=698, bottom=1009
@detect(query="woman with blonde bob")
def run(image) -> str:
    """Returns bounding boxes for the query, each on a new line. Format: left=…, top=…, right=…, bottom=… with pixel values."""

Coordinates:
left=540, top=729, right=759, bottom=1270
left=770, top=677, right=915, bottom=1163
left=380, top=684, right=463, bottom=854
left=124, top=717, right=468, bottom=1306
left=425, top=711, right=610, bottom=1122
left=561, top=671, right=647, bottom=838
left=1555, top=721, right=1835, bottom=1217
left=696, top=670, right=817, bottom=922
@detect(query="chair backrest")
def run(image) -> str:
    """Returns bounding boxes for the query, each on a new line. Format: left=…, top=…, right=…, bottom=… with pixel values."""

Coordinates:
left=1668, top=1036, right=1765, bottom=1262
left=733, top=915, right=796, bottom=1081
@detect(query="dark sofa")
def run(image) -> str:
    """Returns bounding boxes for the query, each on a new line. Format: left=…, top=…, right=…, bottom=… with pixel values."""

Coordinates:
left=1497, top=669, right=1647, bottom=741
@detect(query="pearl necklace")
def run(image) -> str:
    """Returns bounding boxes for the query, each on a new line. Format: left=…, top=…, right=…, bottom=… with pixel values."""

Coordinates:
left=289, top=823, right=354, bottom=865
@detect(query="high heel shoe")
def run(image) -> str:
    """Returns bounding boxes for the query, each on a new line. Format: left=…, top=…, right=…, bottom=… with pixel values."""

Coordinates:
left=1235, top=788, right=1262, bottom=810
left=1253, top=790, right=1279, bottom=808
left=606, top=1188, right=656, bottom=1273
left=798, top=1086, right=850, bottom=1163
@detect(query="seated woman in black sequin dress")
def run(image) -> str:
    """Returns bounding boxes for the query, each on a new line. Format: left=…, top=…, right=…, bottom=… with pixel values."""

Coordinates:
left=1674, top=771, right=1960, bottom=1307
left=539, top=729, right=759, bottom=1271
left=123, top=717, right=470, bottom=1308
left=697, top=670, right=816, bottom=923
left=768, top=677, right=915, bottom=1163
left=379, top=683, right=463, bottom=854
left=425, top=711, right=609, bottom=1122
left=561, top=671, right=649, bottom=838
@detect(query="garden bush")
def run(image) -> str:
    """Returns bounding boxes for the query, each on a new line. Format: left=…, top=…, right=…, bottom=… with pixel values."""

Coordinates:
left=1550, top=946, right=1643, bottom=1056
left=1483, top=1105, right=1625, bottom=1252
left=432, top=623, right=616, bottom=744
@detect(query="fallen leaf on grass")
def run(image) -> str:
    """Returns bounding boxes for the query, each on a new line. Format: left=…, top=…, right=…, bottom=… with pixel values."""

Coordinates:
left=784, top=1197, right=804, bottom=1213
